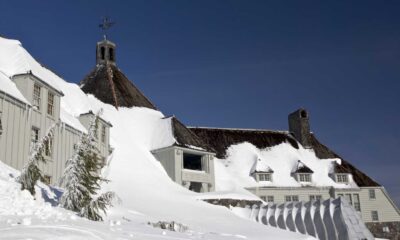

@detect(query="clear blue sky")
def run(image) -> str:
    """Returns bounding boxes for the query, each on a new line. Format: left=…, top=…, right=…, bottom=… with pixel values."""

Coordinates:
left=1, top=1, right=399, bottom=206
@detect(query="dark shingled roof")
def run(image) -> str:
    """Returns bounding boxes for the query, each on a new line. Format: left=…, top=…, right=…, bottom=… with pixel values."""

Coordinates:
left=80, top=64, right=157, bottom=109
left=308, top=134, right=380, bottom=186
left=189, top=127, right=380, bottom=187
left=169, top=117, right=215, bottom=153
left=189, top=127, right=298, bottom=158
left=293, top=160, right=314, bottom=173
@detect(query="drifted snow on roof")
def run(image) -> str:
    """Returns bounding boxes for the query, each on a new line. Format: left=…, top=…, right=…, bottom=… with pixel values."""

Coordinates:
left=250, top=157, right=274, bottom=174
left=154, top=116, right=215, bottom=152
left=0, top=71, right=30, bottom=105
left=215, top=142, right=358, bottom=190
left=292, top=160, right=314, bottom=174
left=0, top=37, right=62, bottom=94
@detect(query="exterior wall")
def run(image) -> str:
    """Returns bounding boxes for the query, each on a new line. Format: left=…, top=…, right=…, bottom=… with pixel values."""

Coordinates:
left=151, top=147, right=176, bottom=181
left=1, top=75, right=111, bottom=185
left=247, top=186, right=332, bottom=203
left=78, top=114, right=111, bottom=160
left=152, top=146, right=215, bottom=192
left=0, top=92, right=30, bottom=171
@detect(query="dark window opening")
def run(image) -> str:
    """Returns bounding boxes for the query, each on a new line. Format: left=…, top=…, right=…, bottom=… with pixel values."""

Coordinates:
left=109, top=48, right=114, bottom=61
left=300, top=110, right=308, bottom=118
left=189, top=182, right=203, bottom=193
left=183, top=153, right=203, bottom=171
left=100, top=46, right=105, bottom=60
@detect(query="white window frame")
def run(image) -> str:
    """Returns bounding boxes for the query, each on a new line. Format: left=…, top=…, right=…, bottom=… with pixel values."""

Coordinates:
left=371, top=210, right=379, bottom=221
left=369, top=189, right=376, bottom=199
left=309, top=195, right=322, bottom=201
left=285, top=195, right=299, bottom=202
left=258, top=173, right=272, bottom=182
left=30, top=127, right=40, bottom=150
left=33, top=84, right=41, bottom=110
left=298, top=173, right=311, bottom=182
left=47, top=91, right=54, bottom=116
left=336, top=174, right=349, bottom=183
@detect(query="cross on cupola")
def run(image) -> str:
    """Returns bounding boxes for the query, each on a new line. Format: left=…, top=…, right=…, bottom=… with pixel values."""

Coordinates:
left=96, top=17, right=116, bottom=65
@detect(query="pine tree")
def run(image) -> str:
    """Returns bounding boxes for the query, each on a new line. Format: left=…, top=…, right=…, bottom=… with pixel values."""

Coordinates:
left=60, top=109, right=115, bottom=221
left=17, top=123, right=57, bottom=196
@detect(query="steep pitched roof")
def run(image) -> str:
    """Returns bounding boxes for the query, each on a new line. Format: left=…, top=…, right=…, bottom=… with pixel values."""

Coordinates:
left=308, top=134, right=380, bottom=187
left=80, top=64, right=156, bottom=109
left=189, top=127, right=380, bottom=187
left=292, top=160, right=314, bottom=173
left=169, top=117, right=215, bottom=153
left=189, top=127, right=299, bottom=158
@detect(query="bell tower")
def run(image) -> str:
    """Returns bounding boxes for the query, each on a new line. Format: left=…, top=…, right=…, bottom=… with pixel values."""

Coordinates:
left=96, top=17, right=116, bottom=65
left=96, top=39, right=116, bottom=65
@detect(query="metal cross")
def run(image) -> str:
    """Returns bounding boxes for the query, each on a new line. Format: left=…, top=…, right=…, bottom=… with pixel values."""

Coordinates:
left=99, top=17, right=115, bottom=40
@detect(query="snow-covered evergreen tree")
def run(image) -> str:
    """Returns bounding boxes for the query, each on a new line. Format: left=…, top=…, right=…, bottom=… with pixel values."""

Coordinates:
left=60, top=109, right=115, bottom=221
left=17, top=123, right=57, bottom=196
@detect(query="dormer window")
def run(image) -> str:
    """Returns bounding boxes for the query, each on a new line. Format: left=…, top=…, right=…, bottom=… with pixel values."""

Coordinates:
left=298, top=173, right=312, bottom=182
left=258, top=173, right=272, bottom=182
left=336, top=174, right=349, bottom=183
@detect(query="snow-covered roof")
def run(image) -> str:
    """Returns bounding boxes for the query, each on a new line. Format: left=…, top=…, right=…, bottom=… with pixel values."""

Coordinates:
left=0, top=37, right=63, bottom=94
left=250, top=157, right=274, bottom=174
left=0, top=71, right=30, bottom=105
left=292, top=160, right=314, bottom=174
left=215, top=142, right=358, bottom=189
left=60, top=109, right=88, bottom=134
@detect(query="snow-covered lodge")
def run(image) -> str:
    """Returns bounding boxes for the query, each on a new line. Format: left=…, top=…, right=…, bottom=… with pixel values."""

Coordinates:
left=0, top=35, right=399, bottom=238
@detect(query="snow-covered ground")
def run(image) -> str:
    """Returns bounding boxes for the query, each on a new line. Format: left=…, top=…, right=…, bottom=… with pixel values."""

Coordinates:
left=0, top=37, right=315, bottom=239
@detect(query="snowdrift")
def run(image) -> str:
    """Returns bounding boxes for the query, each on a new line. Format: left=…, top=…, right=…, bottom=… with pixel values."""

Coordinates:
left=0, top=36, right=313, bottom=239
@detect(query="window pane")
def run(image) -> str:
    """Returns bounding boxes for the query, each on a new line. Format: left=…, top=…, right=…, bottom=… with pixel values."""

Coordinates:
left=345, top=194, right=352, bottom=205
left=285, top=196, right=291, bottom=202
left=33, top=84, right=41, bottom=109
left=267, top=196, right=274, bottom=202
left=369, top=189, right=376, bottom=199
left=292, top=196, right=299, bottom=202
left=371, top=211, right=379, bottom=221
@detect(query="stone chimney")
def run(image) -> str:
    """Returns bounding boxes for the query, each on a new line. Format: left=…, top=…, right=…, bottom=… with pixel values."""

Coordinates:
left=288, top=108, right=311, bottom=148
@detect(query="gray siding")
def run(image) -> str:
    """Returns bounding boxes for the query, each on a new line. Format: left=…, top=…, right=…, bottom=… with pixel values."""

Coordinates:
left=1, top=74, right=111, bottom=185
left=152, top=146, right=216, bottom=192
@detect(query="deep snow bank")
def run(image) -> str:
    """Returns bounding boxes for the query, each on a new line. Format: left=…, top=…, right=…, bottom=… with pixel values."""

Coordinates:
left=0, top=36, right=313, bottom=239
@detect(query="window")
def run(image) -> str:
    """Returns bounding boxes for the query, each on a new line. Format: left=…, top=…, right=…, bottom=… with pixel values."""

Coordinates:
left=267, top=196, right=274, bottom=203
left=260, top=196, right=266, bottom=201
left=100, top=46, right=105, bottom=60
left=183, top=153, right=203, bottom=171
left=33, top=84, right=41, bottom=109
left=44, top=138, right=53, bottom=157
left=299, top=173, right=311, bottom=182
left=101, top=125, right=106, bottom=143
left=309, top=195, right=322, bottom=201
left=353, top=194, right=361, bottom=211
left=369, top=189, right=376, bottom=199
left=109, top=48, right=114, bottom=61
left=344, top=194, right=353, bottom=205
left=371, top=211, right=379, bottom=221
left=43, top=175, right=51, bottom=185
left=382, top=226, right=390, bottom=233
left=285, top=195, right=299, bottom=202
left=47, top=92, right=54, bottom=116
left=30, top=127, right=39, bottom=149
left=259, top=173, right=272, bottom=182
left=336, top=174, right=348, bottom=183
